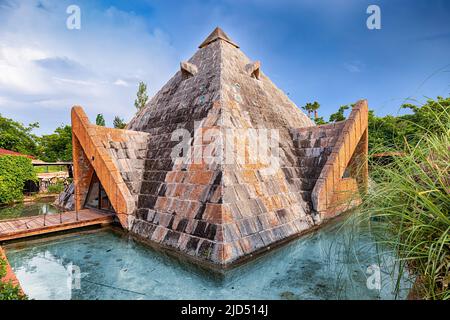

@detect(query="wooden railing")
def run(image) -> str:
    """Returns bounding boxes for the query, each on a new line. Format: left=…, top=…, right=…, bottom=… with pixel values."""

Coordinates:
left=311, top=100, right=369, bottom=219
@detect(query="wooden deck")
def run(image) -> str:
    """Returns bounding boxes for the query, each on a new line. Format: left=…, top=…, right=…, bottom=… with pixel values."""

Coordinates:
left=0, top=209, right=114, bottom=241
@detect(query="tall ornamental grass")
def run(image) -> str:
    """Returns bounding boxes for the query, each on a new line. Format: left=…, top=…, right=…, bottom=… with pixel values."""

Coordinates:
left=356, top=100, right=449, bottom=299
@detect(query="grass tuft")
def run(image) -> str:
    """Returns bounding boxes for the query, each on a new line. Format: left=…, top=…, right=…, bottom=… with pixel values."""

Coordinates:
left=354, top=99, right=449, bottom=299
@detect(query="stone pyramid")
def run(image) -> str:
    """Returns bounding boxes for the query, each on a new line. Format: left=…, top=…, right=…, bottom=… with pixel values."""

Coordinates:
left=71, top=27, right=368, bottom=268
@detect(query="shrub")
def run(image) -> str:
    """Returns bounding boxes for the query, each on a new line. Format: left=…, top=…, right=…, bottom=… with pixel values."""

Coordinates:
left=368, top=96, right=450, bottom=151
left=0, top=155, right=36, bottom=204
left=47, top=182, right=65, bottom=194
left=0, top=255, right=27, bottom=300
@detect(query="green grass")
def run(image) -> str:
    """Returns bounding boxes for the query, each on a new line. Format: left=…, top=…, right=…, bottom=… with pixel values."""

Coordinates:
left=353, top=100, right=449, bottom=299
left=34, top=165, right=68, bottom=174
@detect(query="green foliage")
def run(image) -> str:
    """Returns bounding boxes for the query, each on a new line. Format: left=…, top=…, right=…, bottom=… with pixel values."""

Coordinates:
left=302, top=101, right=320, bottom=119
left=34, top=165, right=67, bottom=174
left=0, top=113, right=39, bottom=156
left=0, top=255, right=6, bottom=279
left=47, top=182, right=65, bottom=194
left=0, top=156, right=36, bottom=204
left=319, top=97, right=449, bottom=152
left=309, top=101, right=320, bottom=112
left=95, top=114, right=106, bottom=126
left=0, top=281, right=26, bottom=300
left=329, top=105, right=350, bottom=122
left=368, top=97, right=450, bottom=152
left=134, top=81, right=149, bottom=112
left=314, top=117, right=327, bottom=125
left=113, top=116, right=127, bottom=129
left=0, top=114, right=73, bottom=161
left=0, top=256, right=27, bottom=300
left=38, top=125, right=72, bottom=162
left=355, top=98, right=450, bottom=299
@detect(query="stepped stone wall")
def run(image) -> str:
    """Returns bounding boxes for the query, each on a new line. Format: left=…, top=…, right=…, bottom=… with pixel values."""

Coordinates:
left=72, top=107, right=150, bottom=228
left=290, top=121, right=346, bottom=219
left=311, top=100, right=369, bottom=218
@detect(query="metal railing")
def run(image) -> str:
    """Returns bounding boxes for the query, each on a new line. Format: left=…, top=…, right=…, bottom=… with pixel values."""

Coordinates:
left=20, top=210, right=79, bottom=230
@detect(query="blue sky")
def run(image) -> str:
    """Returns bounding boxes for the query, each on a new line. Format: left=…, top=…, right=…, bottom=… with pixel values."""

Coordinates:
left=0, top=0, right=449, bottom=134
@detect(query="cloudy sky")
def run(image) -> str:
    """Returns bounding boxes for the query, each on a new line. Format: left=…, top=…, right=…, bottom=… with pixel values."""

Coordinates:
left=0, top=0, right=449, bottom=134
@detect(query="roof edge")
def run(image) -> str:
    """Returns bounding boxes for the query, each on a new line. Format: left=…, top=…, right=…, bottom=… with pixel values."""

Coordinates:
left=199, top=27, right=239, bottom=49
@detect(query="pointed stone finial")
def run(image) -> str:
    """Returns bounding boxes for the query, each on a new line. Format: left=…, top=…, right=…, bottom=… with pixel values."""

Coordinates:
left=199, top=27, right=239, bottom=48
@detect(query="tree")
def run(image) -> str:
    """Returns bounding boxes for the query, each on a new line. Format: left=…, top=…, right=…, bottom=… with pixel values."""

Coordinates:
left=302, top=101, right=320, bottom=120
left=113, top=116, right=127, bottom=129
left=329, top=105, right=350, bottom=122
left=314, top=117, right=327, bottom=125
left=368, top=96, right=450, bottom=151
left=0, top=114, right=39, bottom=156
left=0, top=155, right=36, bottom=204
left=302, top=102, right=313, bottom=119
left=134, top=81, right=149, bottom=112
left=38, top=125, right=72, bottom=162
left=311, top=101, right=320, bottom=120
left=95, top=114, right=106, bottom=126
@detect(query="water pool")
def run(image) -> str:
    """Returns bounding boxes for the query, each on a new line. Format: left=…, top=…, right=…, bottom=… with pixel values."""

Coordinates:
left=0, top=199, right=60, bottom=220
left=4, top=219, right=412, bottom=300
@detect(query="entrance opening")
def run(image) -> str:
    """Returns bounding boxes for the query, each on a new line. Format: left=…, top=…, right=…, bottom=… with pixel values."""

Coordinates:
left=85, top=172, right=114, bottom=212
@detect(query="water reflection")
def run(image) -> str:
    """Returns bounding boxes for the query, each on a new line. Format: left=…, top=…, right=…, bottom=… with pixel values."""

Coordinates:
left=0, top=200, right=60, bottom=220
left=5, top=219, right=413, bottom=300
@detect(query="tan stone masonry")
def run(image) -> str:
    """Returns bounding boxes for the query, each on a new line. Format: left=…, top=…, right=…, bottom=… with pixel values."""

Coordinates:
left=72, top=107, right=149, bottom=229
left=311, top=100, right=369, bottom=218
left=70, top=28, right=369, bottom=267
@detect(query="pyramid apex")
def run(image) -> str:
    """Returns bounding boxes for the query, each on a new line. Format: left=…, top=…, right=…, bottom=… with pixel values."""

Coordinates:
left=199, top=27, right=239, bottom=48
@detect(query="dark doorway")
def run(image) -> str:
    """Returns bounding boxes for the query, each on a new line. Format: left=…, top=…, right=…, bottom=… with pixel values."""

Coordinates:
left=23, top=180, right=39, bottom=195
left=84, top=173, right=114, bottom=212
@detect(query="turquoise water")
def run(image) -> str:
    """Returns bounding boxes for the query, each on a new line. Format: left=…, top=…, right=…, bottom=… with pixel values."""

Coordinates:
left=5, top=219, right=412, bottom=300
left=0, top=200, right=60, bottom=220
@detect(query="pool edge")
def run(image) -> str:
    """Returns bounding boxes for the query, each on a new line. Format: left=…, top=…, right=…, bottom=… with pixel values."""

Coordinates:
left=0, top=245, right=24, bottom=295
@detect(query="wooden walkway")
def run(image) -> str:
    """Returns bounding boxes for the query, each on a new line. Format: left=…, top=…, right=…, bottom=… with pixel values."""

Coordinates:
left=0, top=209, right=114, bottom=241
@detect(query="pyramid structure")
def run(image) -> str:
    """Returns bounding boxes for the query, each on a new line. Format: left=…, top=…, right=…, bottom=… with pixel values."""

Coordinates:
left=71, top=27, right=368, bottom=267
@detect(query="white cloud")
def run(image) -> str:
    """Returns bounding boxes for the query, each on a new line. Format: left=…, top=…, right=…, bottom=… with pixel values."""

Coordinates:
left=52, top=77, right=99, bottom=86
left=114, top=79, right=129, bottom=87
left=0, top=0, right=178, bottom=134
left=0, top=46, right=50, bottom=94
left=343, top=60, right=365, bottom=73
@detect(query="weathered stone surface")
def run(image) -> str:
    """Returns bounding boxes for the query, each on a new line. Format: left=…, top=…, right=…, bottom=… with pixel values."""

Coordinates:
left=71, top=107, right=151, bottom=228
left=180, top=61, right=198, bottom=78
left=123, top=28, right=318, bottom=266
left=71, top=27, right=368, bottom=268
left=310, top=101, right=369, bottom=219
left=54, top=182, right=75, bottom=211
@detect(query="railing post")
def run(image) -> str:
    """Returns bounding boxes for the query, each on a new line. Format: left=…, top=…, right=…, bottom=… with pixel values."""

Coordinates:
left=75, top=180, right=79, bottom=221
